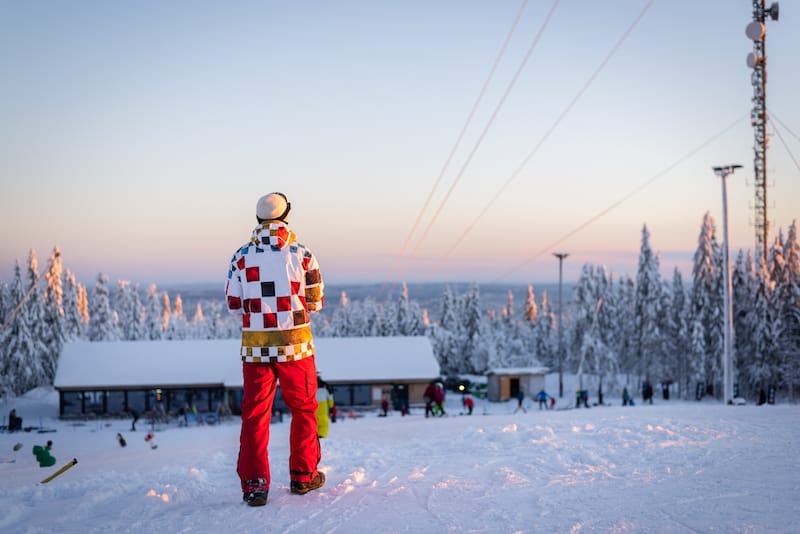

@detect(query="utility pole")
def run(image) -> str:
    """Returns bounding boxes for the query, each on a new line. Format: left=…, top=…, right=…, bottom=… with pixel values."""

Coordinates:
left=745, top=1, right=779, bottom=265
left=553, top=253, right=568, bottom=398
left=713, top=165, right=741, bottom=405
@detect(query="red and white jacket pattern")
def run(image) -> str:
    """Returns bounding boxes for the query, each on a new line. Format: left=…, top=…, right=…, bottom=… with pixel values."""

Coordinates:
left=225, top=221, right=324, bottom=363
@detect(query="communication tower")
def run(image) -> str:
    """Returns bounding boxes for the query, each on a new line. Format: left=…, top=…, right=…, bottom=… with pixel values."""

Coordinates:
left=745, top=1, right=779, bottom=264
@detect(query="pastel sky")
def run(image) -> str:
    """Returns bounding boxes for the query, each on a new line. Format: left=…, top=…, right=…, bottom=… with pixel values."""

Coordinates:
left=1, top=0, right=798, bottom=287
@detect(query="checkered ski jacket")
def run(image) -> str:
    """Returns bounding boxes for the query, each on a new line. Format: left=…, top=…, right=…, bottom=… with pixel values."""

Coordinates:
left=225, top=221, right=324, bottom=363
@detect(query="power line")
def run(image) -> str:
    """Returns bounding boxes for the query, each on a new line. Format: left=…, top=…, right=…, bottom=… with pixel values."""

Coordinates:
left=443, top=0, right=655, bottom=259
left=406, top=0, right=561, bottom=259
left=770, top=111, right=800, bottom=143
left=493, top=113, right=747, bottom=281
left=772, top=120, right=800, bottom=175
left=396, top=0, right=531, bottom=260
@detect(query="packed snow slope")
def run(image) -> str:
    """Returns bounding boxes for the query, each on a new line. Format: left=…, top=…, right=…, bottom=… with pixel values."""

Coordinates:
left=1, top=389, right=797, bottom=534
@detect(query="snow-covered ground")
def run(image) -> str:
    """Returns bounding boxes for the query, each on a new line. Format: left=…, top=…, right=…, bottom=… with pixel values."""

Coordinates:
left=1, top=388, right=797, bottom=533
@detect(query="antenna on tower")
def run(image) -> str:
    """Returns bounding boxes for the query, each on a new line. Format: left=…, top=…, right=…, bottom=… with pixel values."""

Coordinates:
left=746, top=1, right=779, bottom=265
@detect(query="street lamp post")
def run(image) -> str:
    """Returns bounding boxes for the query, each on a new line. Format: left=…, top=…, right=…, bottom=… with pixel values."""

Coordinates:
left=553, top=253, right=569, bottom=398
left=713, top=164, right=741, bottom=405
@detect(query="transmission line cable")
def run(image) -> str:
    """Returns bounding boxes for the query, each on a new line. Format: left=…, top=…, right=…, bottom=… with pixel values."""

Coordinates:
left=443, top=0, right=655, bottom=258
left=493, top=113, right=747, bottom=281
left=407, top=0, right=561, bottom=258
left=397, top=0, right=530, bottom=258
left=770, top=111, right=800, bottom=144
left=772, top=121, right=800, bottom=174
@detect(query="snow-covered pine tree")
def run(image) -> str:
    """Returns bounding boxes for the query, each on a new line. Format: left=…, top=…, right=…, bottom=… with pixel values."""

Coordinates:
left=690, top=213, right=722, bottom=394
left=669, top=268, right=692, bottom=398
left=115, top=280, right=137, bottom=341
left=23, top=250, right=50, bottom=388
left=129, top=285, right=147, bottom=341
left=495, top=288, right=528, bottom=369
left=533, top=289, right=556, bottom=369
left=732, top=250, right=758, bottom=397
left=329, top=291, right=351, bottom=337
left=741, top=255, right=783, bottom=394
left=569, top=264, right=599, bottom=373
left=361, top=298, right=383, bottom=337
left=0, top=281, right=8, bottom=331
left=634, top=225, right=664, bottom=384
left=0, top=281, right=8, bottom=396
left=379, top=296, right=398, bottom=337
left=191, top=302, right=207, bottom=339
left=614, top=274, right=637, bottom=379
left=76, top=283, right=90, bottom=328
left=463, top=283, right=489, bottom=374
left=430, top=285, right=462, bottom=375
left=524, top=285, right=538, bottom=326
left=165, top=294, right=188, bottom=340
left=688, top=316, right=706, bottom=395
left=87, top=274, right=120, bottom=341
left=61, top=268, right=84, bottom=339
left=396, top=282, right=423, bottom=336
left=42, top=246, right=67, bottom=381
left=2, top=261, right=41, bottom=394
left=775, top=222, right=800, bottom=389
left=162, top=292, right=172, bottom=333
left=144, top=284, right=163, bottom=340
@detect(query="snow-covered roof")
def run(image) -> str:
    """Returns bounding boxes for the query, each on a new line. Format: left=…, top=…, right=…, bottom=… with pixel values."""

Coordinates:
left=486, top=366, right=550, bottom=376
left=54, top=336, right=439, bottom=389
left=315, top=336, right=439, bottom=383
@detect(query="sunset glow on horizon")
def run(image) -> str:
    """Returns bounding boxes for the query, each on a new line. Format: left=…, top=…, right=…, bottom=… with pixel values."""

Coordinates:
left=1, top=1, right=798, bottom=287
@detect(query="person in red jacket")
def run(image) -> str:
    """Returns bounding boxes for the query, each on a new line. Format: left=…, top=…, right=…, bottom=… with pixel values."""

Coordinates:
left=226, top=192, right=325, bottom=507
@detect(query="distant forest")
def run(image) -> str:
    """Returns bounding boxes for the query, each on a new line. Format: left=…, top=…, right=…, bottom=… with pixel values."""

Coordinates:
left=1, top=213, right=798, bottom=402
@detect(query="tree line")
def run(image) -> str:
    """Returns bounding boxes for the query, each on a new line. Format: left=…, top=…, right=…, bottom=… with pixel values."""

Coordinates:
left=1, top=213, right=797, bottom=401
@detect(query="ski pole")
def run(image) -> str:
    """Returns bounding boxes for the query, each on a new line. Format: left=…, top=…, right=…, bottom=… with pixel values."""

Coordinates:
left=39, top=458, right=78, bottom=484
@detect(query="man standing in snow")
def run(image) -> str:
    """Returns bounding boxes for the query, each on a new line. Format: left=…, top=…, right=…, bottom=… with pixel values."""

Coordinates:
left=226, top=192, right=326, bottom=507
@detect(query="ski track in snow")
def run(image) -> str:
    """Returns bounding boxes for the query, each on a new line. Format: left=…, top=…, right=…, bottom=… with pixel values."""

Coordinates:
left=1, top=391, right=798, bottom=533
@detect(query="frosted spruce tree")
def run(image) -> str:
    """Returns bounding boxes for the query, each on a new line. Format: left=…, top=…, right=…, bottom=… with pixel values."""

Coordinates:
left=668, top=268, right=692, bottom=398
left=463, top=283, right=490, bottom=374
left=396, top=282, right=423, bottom=336
left=114, top=281, right=137, bottom=341
left=24, top=250, right=50, bottom=388
left=41, top=247, right=67, bottom=381
left=61, top=268, right=84, bottom=340
left=191, top=302, right=208, bottom=339
left=129, top=284, right=147, bottom=341
left=165, top=294, right=188, bottom=340
left=2, top=261, right=41, bottom=394
left=774, top=222, right=800, bottom=386
left=329, top=291, right=351, bottom=337
left=690, top=213, right=723, bottom=395
left=634, top=225, right=664, bottom=384
left=732, top=250, right=762, bottom=397
left=533, top=290, right=556, bottom=370
left=614, top=274, right=637, bottom=381
left=144, top=284, right=163, bottom=340
left=494, top=288, right=527, bottom=370
left=87, top=274, right=120, bottom=341
left=431, top=285, right=462, bottom=375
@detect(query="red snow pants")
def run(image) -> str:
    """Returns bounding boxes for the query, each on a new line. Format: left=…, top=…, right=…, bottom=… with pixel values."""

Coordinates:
left=237, top=356, right=320, bottom=490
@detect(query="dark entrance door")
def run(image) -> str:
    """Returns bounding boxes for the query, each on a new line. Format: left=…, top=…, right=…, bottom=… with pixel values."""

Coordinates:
left=510, top=378, right=521, bottom=399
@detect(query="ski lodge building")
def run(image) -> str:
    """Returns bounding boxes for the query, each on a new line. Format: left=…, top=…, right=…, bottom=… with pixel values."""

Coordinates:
left=53, top=336, right=440, bottom=418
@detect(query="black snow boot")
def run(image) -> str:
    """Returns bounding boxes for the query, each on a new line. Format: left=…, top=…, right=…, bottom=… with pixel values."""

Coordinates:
left=242, top=479, right=268, bottom=507
left=243, top=489, right=268, bottom=507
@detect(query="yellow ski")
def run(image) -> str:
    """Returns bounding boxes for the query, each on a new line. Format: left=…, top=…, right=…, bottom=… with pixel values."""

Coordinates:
left=40, top=458, right=78, bottom=484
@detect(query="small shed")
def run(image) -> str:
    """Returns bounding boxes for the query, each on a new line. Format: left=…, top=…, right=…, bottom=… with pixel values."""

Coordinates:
left=486, top=367, right=549, bottom=402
